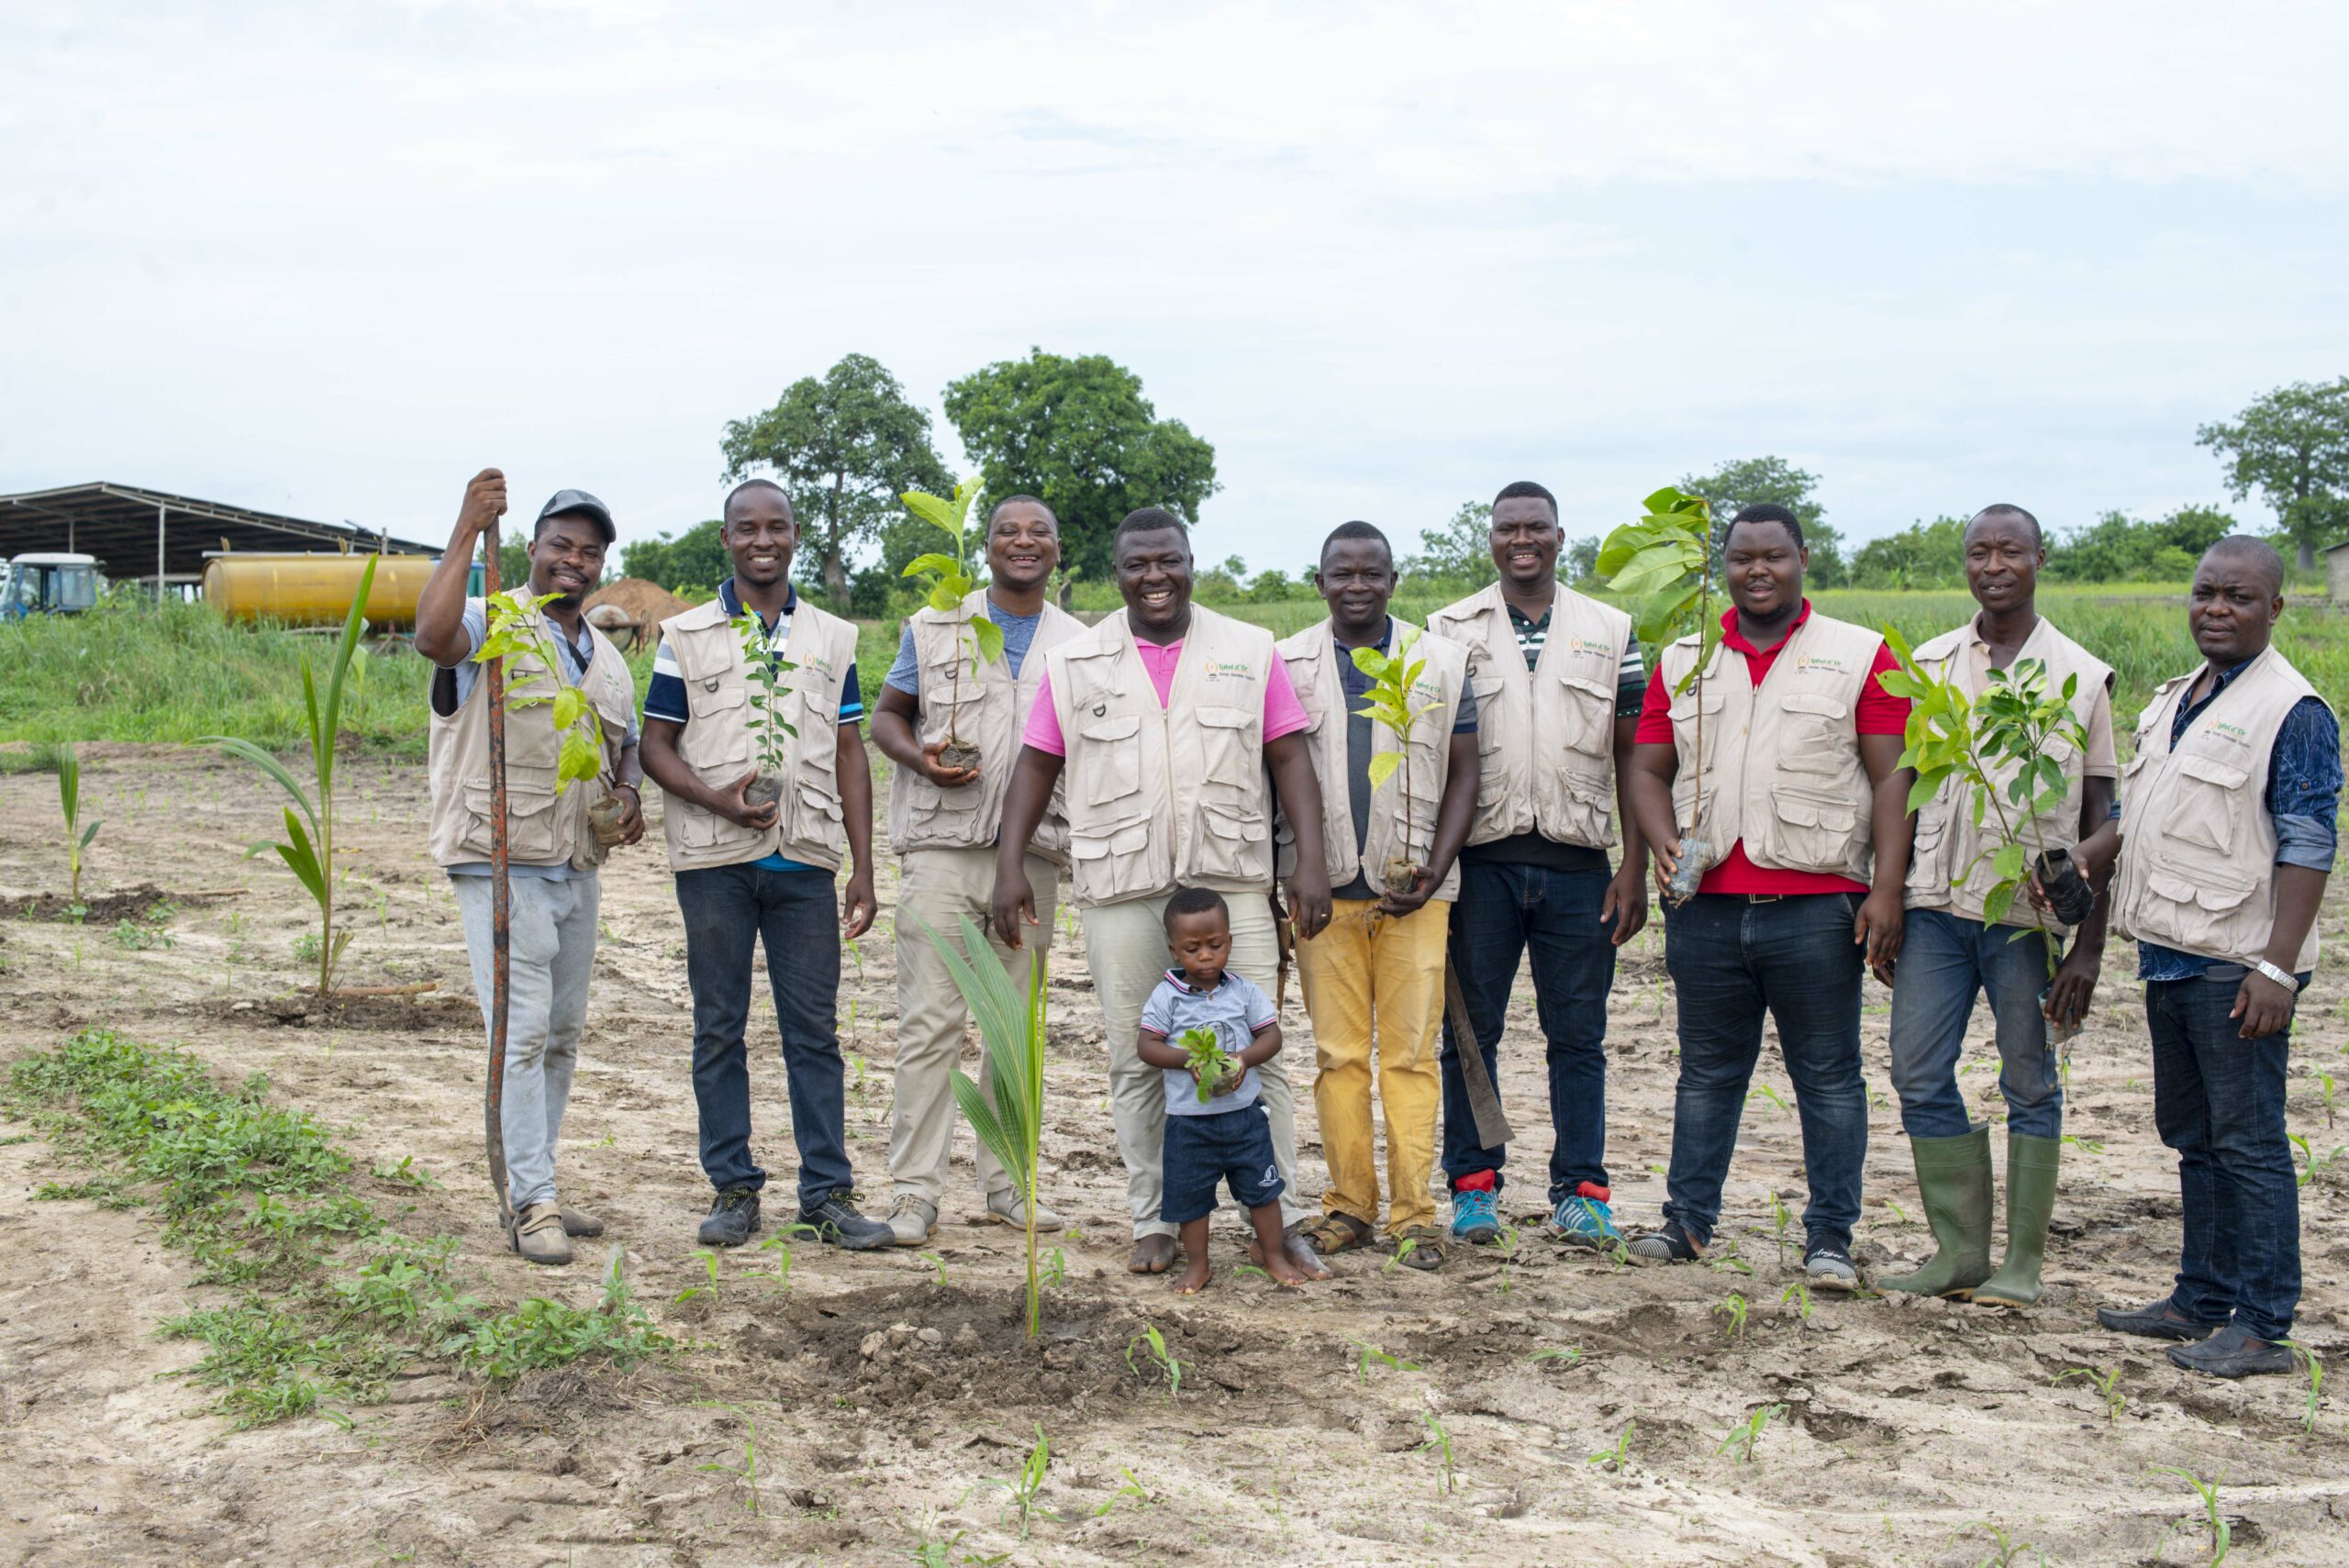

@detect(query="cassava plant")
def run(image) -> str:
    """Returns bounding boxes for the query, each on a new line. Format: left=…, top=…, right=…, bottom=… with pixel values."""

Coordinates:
left=1348, top=624, right=1448, bottom=894
left=1178, top=1026, right=1237, bottom=1103
left=56, top=742, right=99, bottom=907
left=898, top=476, right=1001, bottom=773
left=730, top=610, right=798, bottom=809
left=1877, top=631, right=2089, bottom=1009
left=1598, top=487, right=1724, bottom=901
left=206, top=554, right=378, bottom=995
left=920, top=913, right=1049, bottom=1336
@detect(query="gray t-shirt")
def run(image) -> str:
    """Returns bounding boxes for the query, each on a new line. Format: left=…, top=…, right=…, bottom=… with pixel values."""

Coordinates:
left=1140, top=968, right=1277, bottom=1115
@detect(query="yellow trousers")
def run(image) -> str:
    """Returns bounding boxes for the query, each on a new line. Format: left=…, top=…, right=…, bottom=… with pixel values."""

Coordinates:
left=1295, top=897, right=1449, bottom=1234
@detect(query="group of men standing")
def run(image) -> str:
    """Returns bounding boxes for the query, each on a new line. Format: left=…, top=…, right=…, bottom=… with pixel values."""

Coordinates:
left=416, top=466, right=2336, bottom=1383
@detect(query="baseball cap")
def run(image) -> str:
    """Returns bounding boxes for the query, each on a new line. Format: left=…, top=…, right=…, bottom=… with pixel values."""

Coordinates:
left=536, top=488, right=616, bottom=544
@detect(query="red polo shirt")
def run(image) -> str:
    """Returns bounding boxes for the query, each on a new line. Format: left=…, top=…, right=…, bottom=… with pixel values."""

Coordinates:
left=1632, top=601, right=1908, bottom=895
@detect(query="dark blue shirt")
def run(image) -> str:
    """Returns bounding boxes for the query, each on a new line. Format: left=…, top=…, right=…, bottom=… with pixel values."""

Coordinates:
left=2134, top=656, right=2340, bottom=981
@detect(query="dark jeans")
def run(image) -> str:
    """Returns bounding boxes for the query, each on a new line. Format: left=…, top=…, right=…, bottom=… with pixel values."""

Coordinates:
left=1887, top=908, right=2063, bottom=1140
left=676, top=862, right=850, bottom=1211
left=1661, top=892, right=1866, bottom=1251
left=1440, top=861, right=1616, bottom=1203
left=2149, top=971, right=2299, bottom=1341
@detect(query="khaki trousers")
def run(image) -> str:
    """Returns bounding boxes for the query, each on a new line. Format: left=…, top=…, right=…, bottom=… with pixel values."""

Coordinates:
left=888, top=846, right=1061, bottom=1207
left=1086, top=891, right=1307, bottom=1237
left=1295, top=897, right=1449, bottom=1234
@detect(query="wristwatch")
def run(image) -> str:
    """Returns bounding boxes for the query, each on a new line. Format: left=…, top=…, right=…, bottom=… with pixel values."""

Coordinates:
left=2251, top=959, right=2301, bottom=993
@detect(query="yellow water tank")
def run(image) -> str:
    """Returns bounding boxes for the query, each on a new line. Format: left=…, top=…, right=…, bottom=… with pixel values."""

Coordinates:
left=201, top=552, right=438, bottom=629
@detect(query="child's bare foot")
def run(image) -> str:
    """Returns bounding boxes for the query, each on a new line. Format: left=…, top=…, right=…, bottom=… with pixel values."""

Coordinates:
left=1262, top=1246, right=1315, bottom=1288
left=1171, top=1254, right=1213, bottom=1295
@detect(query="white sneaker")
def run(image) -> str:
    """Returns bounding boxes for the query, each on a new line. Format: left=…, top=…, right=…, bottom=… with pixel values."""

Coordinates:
left=888, top=1194, right=938, bottom=1248
left=985, top=1189, right=1063, bottom=1232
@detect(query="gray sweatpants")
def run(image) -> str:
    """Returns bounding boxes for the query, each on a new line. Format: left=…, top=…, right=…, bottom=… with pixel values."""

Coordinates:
left=452, top=872, right=601, bottom=1211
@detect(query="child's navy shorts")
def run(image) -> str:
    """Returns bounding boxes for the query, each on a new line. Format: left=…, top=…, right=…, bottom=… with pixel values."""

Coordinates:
left=1161, top=1103, right=1285, bottom=1224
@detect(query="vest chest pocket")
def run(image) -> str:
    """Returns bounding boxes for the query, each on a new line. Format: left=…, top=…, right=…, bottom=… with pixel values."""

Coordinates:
left=2167, top=752, right=2250, bottom=855
left=682, top=675, right=751, bottom=776
left=1555, top=672, right=1616, bottom=757
left=1075, top=713, right=1143, bottom=806
left=1775, top=692, right=1850, bottom=774
left=461, top=773, right=562, bottom=863
left=1070, top=816, right=1154, bottom=896
left=1197, top=705, right=1260, bottom=792
left=1190, top=800, right=1267, bottom=881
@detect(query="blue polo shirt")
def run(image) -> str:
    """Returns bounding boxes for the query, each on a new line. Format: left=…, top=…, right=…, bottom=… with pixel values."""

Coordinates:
left=644, top=579, right=863, bottom=874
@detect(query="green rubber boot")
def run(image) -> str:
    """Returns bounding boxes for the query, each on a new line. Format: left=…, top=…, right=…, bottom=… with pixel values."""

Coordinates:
left=1879, top=1128, right=1994, bottom=1297
left=1971, top=1132, right=2061, bottom=1308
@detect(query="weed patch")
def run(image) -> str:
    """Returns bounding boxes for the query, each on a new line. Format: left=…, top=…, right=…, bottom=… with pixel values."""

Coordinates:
left=7, top=1029, right=667, bottom=1425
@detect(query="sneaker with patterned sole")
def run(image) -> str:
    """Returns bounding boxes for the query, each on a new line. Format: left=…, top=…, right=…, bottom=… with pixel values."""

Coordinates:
left=1549, top=1185, right=1620, bottom=1250
left=1449, top=1186, right=1501, bottom=1245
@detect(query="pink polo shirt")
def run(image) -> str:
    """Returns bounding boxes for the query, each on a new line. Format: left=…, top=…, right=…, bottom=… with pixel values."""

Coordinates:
left=1022, top=636, right=1309, bottom=755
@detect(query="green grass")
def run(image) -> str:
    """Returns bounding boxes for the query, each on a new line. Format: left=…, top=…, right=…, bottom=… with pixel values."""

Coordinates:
left=6, top=1029, right=667, bottom=1425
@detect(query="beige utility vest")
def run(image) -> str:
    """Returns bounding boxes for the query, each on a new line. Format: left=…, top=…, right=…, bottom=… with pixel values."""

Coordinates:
left=655, top=592, right=861, bottom=873
left=427, top=607, right=636, bottom=873
left=1274, top=617, right=1471, bottom=902
left=887, top=590, right=1083, bottom=862
left=1658, top=611, right=1884, bottom=884
left=2112, top=646, right=2327, bottom=972
left=1046, top=604, right=1277, bottom=910
left=1907, top=617, right=2113, bottom=929
left=1424, top=583, right=1633, bottom=850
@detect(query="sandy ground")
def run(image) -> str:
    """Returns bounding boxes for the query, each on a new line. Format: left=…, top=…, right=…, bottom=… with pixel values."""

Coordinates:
left=0, top=747, right=2344, bottom=1568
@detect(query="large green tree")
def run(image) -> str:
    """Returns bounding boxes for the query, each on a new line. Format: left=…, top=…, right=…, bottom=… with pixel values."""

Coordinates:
left=2197, top=377, right=2349, bottom=571
left=620, top=519, right=729, bottom=595
left=1400, top=501, right=1497, bottom=587
left=720, top=353, right=952, bottom=601
left=942, top=349, right=1218, bottom=586
left=1676, top=455, right=1845, bottom=586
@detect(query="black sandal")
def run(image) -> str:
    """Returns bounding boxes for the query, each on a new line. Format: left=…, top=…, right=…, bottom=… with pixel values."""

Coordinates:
left=1300, top=1211, right=1375, bottom=1256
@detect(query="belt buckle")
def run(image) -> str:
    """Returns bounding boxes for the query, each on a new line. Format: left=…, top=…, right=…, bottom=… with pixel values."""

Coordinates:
left=1745, top=894, right=1783, bottom=905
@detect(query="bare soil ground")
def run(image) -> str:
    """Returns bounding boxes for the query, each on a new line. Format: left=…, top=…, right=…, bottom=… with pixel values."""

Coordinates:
left=1, top=748, right=2344, bottom=1567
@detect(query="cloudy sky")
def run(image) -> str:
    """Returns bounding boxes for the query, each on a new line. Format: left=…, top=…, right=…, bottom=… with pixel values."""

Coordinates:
left=6, top=2, right=2346, bottom=573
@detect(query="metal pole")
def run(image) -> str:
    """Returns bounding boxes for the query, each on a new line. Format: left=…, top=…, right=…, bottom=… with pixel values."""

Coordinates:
left=156, top=503, right=166, bottom=607
left=484, top=517, right=514, bottom=1238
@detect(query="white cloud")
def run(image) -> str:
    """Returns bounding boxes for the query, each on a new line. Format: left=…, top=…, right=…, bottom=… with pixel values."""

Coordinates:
left=2, top=0, right=2345, bottom=566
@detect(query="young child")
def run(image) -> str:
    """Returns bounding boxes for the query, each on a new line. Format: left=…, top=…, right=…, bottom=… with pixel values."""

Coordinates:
left=1137, top=887, right=1317, bottom=1294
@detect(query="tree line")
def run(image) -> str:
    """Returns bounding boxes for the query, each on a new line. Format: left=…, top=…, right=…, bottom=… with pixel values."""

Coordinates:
left=614, top=365, right=2349, bottom=607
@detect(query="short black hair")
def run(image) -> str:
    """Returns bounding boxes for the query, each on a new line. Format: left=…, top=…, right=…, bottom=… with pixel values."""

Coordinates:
left=723, top=477, right=792, bottom=526
left=1725, top=502, right=1804, bottom=550
left=1114, top=506, right=1190, bottom=550
left=1492, top=480, right=1559, bottom=522
left=1967, top=504, right=2043, bottom=548
left=989, top=495, right=1058, bottom=531
left=1319, top=519, right=1393, bottom=567
left=2201, top=534, right=2287, bottom=596
left=1163, top=885, right=1229, bottom=931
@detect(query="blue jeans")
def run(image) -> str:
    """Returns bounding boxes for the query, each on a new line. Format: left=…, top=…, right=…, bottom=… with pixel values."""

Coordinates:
left=2148, top=971, right=2299, bottom=1341
left=1660, top=893, right=1866, bottom=1250
left=1887, top=909, right=2064, bottom=1140
left=676, top=862, right=851, bottom=1211
left=1440, top=861, right=1616, bottom=1202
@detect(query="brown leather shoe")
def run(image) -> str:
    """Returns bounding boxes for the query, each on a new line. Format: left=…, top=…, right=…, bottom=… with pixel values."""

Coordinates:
left=559, top=1205, right=605, bottom=1238
left=511, top=1201, right=573, bottom=1265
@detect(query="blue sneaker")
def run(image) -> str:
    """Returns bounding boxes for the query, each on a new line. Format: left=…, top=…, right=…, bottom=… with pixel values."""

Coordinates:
left=1450, top=1186, right=1500, bottom=1245
left=1550, top=1184, right=1620, bottom=1250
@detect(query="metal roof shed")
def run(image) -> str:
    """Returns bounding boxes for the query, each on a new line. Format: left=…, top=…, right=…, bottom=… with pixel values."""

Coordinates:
left=0, top=483, right=440, bottom=604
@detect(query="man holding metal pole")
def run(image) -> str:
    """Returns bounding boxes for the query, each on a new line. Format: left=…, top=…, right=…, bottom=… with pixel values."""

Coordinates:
left=417, top=470, right=645, bottom=1264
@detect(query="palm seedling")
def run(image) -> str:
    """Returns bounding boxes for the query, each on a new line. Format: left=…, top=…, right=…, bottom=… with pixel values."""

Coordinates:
left=1713, top=1292, right=1750, bottom=1339
left=1598, top=486, right=1723, bottom=901
left=920, top=913, right=1049, bottom=1336
left=898, top=477, right=1001, bottom=773
left=2281, top=1340, right=2323, bottom=1434
left=2054, top=1365, right=2126, bottom=1425
left=1716, top=1402, right=1786, bottom=1463
left=692, top=1400, right=763, bottom=1516
left=1347, top=624, right=1449, bottom=894
left=55, top=742, right=99, bottom=908
left=986, top=1422, right=1052, bottom=1539
left=1415, top=1412, right=1458, bottom=1495
left=205, top=553, right=379, bottom=995
left=1127, top=1323, right=1182, bottom=1400
left=1347, top=1339, right=1419, bottom=1384
left=1878, top=631, right=2091, bottom=1034
left=1586, top=1419, right=1635, bottom=1471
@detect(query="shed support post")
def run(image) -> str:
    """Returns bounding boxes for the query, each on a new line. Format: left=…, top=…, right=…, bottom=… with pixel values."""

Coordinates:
left=156, top=503, right=166, bottom=607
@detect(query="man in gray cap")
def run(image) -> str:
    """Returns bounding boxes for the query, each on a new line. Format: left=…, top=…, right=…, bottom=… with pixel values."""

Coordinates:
left=415, top=469, right=645, bottom=1263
